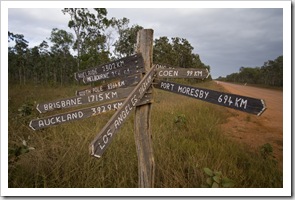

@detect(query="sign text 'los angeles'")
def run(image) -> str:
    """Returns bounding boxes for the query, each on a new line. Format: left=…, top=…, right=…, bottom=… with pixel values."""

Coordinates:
left=89, top=65, right=157, bottom=158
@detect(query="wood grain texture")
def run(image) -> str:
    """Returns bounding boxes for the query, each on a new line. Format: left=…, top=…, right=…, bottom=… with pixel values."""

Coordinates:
left=89, top=64, right=156, bottom=158
left=134, top=29, right=155, bottom=188
left=154, top=80, right=266, bottom=116
left=36, top=86, right=135, bottom=113
left=76, top=74, right=141, bottom=96
left=156, top=68, right=209, bottom=79
left=74, top=54, right=144, bottom=80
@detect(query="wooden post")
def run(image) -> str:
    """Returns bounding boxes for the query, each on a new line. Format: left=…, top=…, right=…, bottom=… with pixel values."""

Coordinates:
left=134, top=29, right=155, bottom=188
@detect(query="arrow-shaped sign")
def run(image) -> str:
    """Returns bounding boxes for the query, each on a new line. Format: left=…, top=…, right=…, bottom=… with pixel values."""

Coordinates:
left=36, top=86, right=135, bottom=113
left=74, top=54, right=144, bottom=81
left=156, top=68, right=210, bottom=79
left=82, top=66, right=144, bottom=84
left=89, top=65, right=157, bottom=158
left=76, top=74, right=141, bottom=96
left=154, top=80, right=266, bottom=116
left=29, top=94, right=152, bottom=130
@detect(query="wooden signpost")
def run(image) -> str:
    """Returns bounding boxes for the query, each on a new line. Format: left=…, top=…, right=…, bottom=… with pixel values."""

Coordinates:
left=29, top=94, right=152, bottom=130
left=74, top=54, right=144, bottom=81
left=36, top=86, right=135, bottom=113
left=154, top=80, right=266, bottom=116
left=156, top=68, right=210, bottom=79
left=76, top=74, right=141, bottom=96
left=29, top=28, right=267, bottom=188
left=89, top=64, right=157, bottom=158
left=83, top=66, right=144, bottom=84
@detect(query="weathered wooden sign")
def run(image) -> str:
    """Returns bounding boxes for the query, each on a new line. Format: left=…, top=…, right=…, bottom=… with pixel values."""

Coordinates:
left=36, top=86, right=135, bottom=113
left=154, top=80, right=266, bottom=116
left=29, top=29, right=267, bottom=189
left=29, top=94, right=152, bottom=130
left=153, top=63, right=176, bottom=69
left=76, top=74, right=141, bottom=96
left=89, top=65, right=157, bottom=158
left=75, top=54, right=144, bottom=81
left=156, top=68, right=210, bottom=79
left=82, top=66, right=144, bottom=84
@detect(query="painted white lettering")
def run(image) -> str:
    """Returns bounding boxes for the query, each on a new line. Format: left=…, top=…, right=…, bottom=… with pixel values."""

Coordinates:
left=99, top=142, right=105, bottom=150
left=38, top=120, right=44, bottom=127
left=241, top=99, right=247, bottom=109
left=131, top=95, right=138, bottom=106
left=103, top=134, right=108, bottom=144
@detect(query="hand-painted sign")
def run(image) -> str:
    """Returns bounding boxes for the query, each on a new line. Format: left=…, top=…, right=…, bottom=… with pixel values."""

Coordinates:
left=74, top=54, right=144, bottom=81
left=82, top=67, right=144, bottom=84
left=153, top=63, right=176, bottom=69
left=76, top=74, right=141, bottom=96
left=89, top=65, right=157, bottom=158
left=156, top=68, right=210, bottom=79
left=154, top=80, right=266, bottom=116
left=29, top=94, right=152, bottom=130
left=36, top=86, right=135, bottom=113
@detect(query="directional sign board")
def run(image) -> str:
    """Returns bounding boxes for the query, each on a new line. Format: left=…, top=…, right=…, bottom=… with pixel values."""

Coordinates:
left=76, top=74, right=141, bottom=96
left=153, top=63, right=176, bottom=69
left=36, top=86, right=135, bottom=113
left=83, top=67, right=144, bottom=84
left=75, top=54, right=144, bottom=81
left=156, top=68, right=210, bottom=79
left=30, top=94, right=152, bottom=130
left=89, top=65, right=157, bottom=158
left=30, top=101, right=124, bottom=130
left=154, top=80, right=266, bottom=116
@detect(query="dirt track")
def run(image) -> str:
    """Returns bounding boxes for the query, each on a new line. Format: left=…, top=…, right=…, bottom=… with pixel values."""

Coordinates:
left=216, top=81, right=283, bottom=171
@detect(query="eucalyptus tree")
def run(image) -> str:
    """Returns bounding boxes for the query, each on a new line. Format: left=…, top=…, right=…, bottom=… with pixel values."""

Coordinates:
left=8, top=31, right=29, bottom=84
left=112, top=17, right=143, bottom=58
left=49, top=28, right=74, bottom=85
left=62, top=8, right=111, bottom=70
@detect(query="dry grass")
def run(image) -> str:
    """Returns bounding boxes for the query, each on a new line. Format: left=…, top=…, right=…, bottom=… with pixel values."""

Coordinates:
left=8, top=81, right=282, bottom=188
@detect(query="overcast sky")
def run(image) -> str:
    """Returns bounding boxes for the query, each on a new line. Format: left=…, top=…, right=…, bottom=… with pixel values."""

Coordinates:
left=8, top=7, right=283, bottom=78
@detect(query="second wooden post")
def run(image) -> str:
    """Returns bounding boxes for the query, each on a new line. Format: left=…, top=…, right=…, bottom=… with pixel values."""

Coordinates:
left=134, top=29, right=155, bottom=188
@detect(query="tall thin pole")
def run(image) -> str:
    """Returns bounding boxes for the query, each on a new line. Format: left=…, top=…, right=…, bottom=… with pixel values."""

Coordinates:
left=134, top=29, right=155, bottom=187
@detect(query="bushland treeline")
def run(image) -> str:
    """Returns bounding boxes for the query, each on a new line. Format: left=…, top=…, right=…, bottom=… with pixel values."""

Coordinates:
left=8, top=8, right=210, bottom=86
left=217, top=55, right=283, bottom=87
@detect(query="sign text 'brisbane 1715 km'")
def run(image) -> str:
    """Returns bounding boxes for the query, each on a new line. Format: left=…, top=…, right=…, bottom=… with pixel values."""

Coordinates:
left=36, top=87, right=135, bottom=113
left=29, top=94, right=152, bottom=130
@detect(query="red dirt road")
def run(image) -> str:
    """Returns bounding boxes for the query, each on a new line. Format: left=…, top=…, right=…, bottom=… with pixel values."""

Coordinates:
left=216, top=81, right=283, bottom=171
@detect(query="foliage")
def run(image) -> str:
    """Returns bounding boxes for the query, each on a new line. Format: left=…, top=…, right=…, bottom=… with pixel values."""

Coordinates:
left=9, top=136, right=35, bottom=165
left=8, top=8, right=212, bottom=86
left=8, top=31, right=77, bottom=86
left=112, top=17, right=143, bottom=58
left=18, top=102, right=33, bottom=117
left=202, top=167, right=234, bottom=188
left=153, top=36, right=212, bottom=81
left=260, top=143, right=273, bottom=159
left=217, top=55, right=283, bottom=87
left=62, top=8, right=111, bottom=71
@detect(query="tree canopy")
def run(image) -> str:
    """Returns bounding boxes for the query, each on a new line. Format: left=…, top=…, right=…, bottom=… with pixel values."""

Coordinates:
left=8, top=8, right=218, bottom=85
left=217, top=55, right=283, bottom=87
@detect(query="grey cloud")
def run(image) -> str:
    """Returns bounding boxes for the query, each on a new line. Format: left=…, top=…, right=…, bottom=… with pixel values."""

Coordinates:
left=8, top=8, right=283, bottom=78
